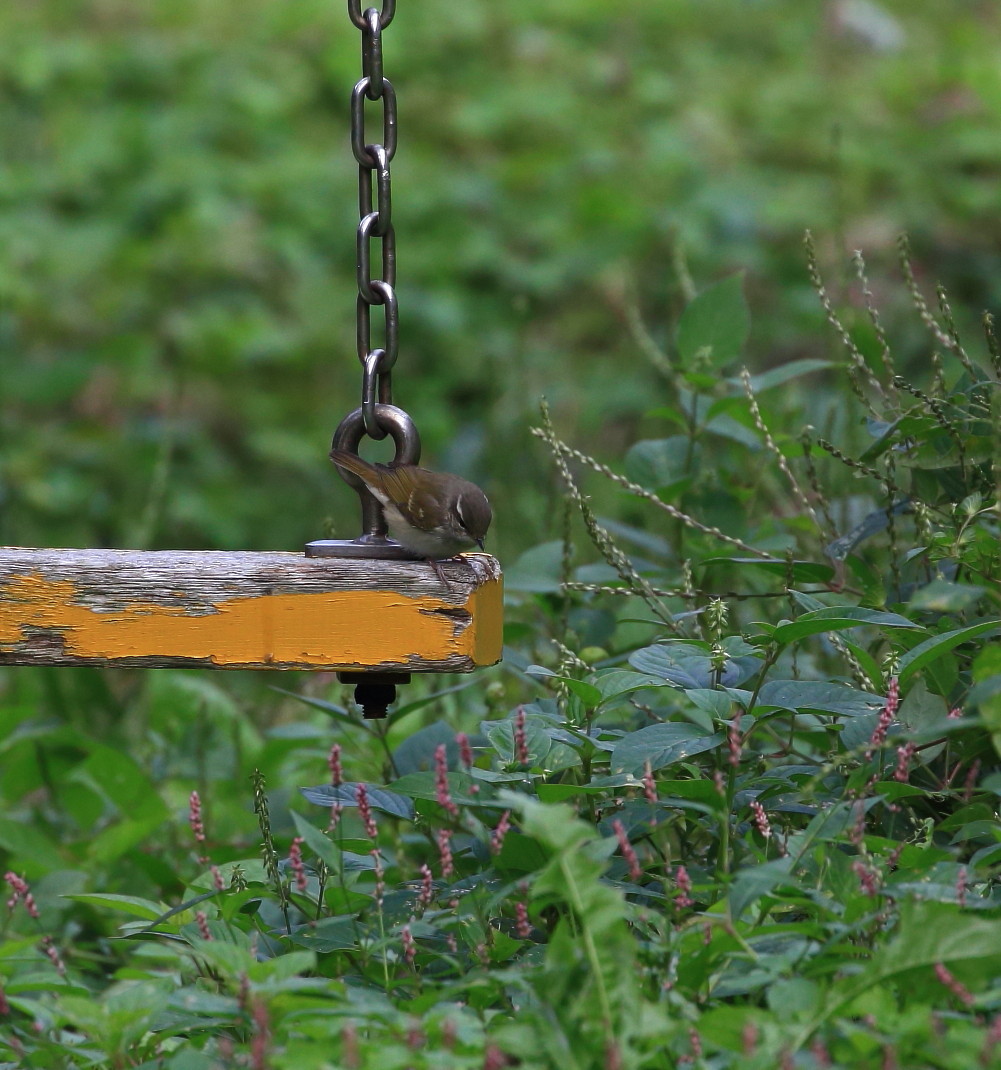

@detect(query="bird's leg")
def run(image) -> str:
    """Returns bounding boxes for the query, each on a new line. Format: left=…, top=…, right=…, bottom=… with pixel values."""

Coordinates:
left=427, top=557, right=450, bottom=587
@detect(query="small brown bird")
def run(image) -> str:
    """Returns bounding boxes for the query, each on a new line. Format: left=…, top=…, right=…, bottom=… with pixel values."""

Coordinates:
left=330, top=449, right=492, bottom=561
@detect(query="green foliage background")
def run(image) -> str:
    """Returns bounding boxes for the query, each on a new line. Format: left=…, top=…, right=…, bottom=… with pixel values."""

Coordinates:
left=2, top=0, right=1001, bottom=555
left=2, top=4, right=1001, bottom=1067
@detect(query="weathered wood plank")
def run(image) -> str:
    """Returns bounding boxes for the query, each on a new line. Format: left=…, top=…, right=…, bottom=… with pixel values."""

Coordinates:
left=0, top=548, right=503, bottom=671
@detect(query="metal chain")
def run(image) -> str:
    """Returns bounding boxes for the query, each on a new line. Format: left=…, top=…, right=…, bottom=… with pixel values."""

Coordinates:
left=350, top=1, right=399, bottom=440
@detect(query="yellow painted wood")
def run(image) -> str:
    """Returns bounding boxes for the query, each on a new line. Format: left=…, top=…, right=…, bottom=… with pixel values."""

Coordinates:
left=0, top=548, right=503, bottom=672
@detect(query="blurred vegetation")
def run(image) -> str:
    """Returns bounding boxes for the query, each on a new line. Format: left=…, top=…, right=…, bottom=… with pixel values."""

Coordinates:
left=2, top=0, right=1001, bottom=558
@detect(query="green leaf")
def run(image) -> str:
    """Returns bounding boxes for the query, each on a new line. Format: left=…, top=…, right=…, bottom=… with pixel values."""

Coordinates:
left=64, top=893, right=168, bottom=921
left=392, top=721, right=462, bottom=776
left=298, top=783, right=414, bottom=821
left=729, top=857, right=796, bottom=921
left=757, top=680, right=883, bottom=718
left=908, top=579, right=986, bottom=612
left=503, top=540, right=564, bottom=593
left=388, top=771, right=485, bottom=808
left=770, top=606, right=922, bottom=645
left=611, top=723, right=723, bottom=774
left=592, top=669, right=671, bottom=702
left=630, top=642, right=761, bottom=689
left=897, top=620, right=1001, bottom=687
left=487, top=714, right=553, bottom=765
left=290, top=811, right=343, bottom=871
left=289, top=916, right=359, bottom=953
left=702, top=557, right=835, bottom=584
left=676, top=272, right=750, bottom=370
left=796, top=901, right=1001, bottom=1048
left=624, top=436, right=695, bottom=488
left=727, top=358, right=831, bottom=392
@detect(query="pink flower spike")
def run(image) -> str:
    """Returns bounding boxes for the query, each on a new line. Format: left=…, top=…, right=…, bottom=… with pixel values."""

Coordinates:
left=490, top=810, right=512, bottom=855
left=948, top=706, right=963, bottom=720
left=513, top=707, right=530, bottom=765
left=728, top=709, right=743, bottom=767
left=810, top=1038, right=832, bottom=1068
left=435, top=744, right=459, bottom=817
left=438, top=829, right=455, bottom=880
left=934, top=962, right=975, bottom=1006
left=852, top=858, right=879, bottom=898
left=483, top=1044, right=506, bottom=1070
left=41, top=936, right=66, bottom=976
left=982, top=1015, right=1001, bottom=1063
left=328, top=743, right=343, bottom=786
left=356, top=783, right=378, bottom=840
left=866, top=677, right=899, bottom=760
left=688, top=1028, right=703, bottom=1059
left=642, top=760, right=657, bottom=804
left=371, top=850, right=385, bottom=909
left=612, top=819, right=642, bottom=881
left=196, top=910, right=212, bottom=940
left=401, top=924, right=416, bottom=965
left=211, top=865, right=225, bottom=893
left=4, top=872, right=39, bottom=920
left=189, top=791, right=208, bottom=862
left=955, top=867, right=968, bottom=908
left=750, top=799, right=772, bottom=840
left=962, top=759, right=982, bottom=803
left=442, top=1019, right=457, bottom=1050
left=250, top=998, right=271, bottom=1070
left=515, top=899, right=531, bottom=940
left=674, top=865, right=694, bottom=909
left=456, top=732, right=474, bottom=768
left=289, top=837, right=308, bottom=893
left=894, top=741, right=916, bottom=782
left=416, top=863, right=434, bottom=910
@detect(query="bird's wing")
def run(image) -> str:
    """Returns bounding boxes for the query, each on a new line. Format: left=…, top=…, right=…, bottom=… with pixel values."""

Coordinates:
left=381, top=466, right=446, bottom=532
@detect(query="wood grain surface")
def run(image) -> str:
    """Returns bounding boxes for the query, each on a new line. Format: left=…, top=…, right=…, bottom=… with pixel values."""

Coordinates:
left=0, top=547, right=503, bottom=671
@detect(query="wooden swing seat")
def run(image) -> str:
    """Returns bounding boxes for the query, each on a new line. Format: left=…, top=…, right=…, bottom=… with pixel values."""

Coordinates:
left=0, top=547, right=502, bottom=672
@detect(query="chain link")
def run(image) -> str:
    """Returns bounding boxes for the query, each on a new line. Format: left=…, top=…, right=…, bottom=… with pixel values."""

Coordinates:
left=349, top=3, right=400, bottom=440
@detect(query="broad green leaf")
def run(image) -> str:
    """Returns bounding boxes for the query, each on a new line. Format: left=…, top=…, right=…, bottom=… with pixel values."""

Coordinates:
left=289, top=917, right=360, bottom=953
left=796, top=901, right=1001, bottom=1048
left=676, top=272, right=749, bottom=369
left=298, top=783, right=414, bottom=821
left=630, top=642, right=760, bottom=689
left=757, top=680, right=883, bottom=718
left=271, top=689, right=352, bottom=724
left=392, top=721, right=463, bottom=776
left=908, top=579, right=986, bottom=612
left=727, top=358, right=831, bottom=393
left=897, top=620, right=1001, bottom=687
left=771, top=606, right=921, bottom=645
left=503, top=540, right=564, bottom=593
left=290, top=811, right=343, bottom=871
left=487, top=714, right=553, bottom=765
left=729, top=858, right=796, bottom=921
left=685, top=688, right=734, bottom=720
left=592, top=669, right=671, bottom=702
left=624, top=436, right=696, bottom=488
left=64, top=893, right=168, bottom=921
left=702, top=557, right=835, bottom=584
left=611, top=723, right=723, bottom=774
left=388, top=771, right=484, bottom=808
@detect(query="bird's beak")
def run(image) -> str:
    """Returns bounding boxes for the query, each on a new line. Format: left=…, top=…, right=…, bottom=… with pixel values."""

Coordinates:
left=475, top=538, right=485, bottom=551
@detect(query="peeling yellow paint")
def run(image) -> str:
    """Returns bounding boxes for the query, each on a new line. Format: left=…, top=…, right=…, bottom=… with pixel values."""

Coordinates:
left=469, top=576, right=504, bottom=665
left=0, top=572, right=502, bottom=669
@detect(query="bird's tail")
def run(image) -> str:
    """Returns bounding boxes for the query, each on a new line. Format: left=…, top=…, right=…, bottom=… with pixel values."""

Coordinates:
left=329, top=449, right=382, bottom=482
